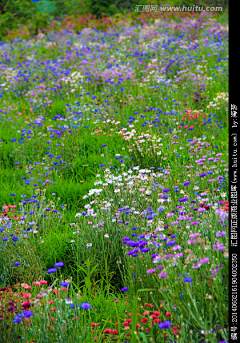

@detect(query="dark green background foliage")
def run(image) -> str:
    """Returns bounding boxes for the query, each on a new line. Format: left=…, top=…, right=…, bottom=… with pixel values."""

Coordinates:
left=87, top=0, right=145, bottom=18
left=0, top=0, right=35, bottom=37
left=0, top=0, right=229, bottom=40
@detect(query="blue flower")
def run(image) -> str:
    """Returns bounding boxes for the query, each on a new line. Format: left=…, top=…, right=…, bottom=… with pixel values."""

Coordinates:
left=158, top=321, right=171, bottom=329
left=121, top=287, right=128, bottom=292
left=199, top=173, right=207, bottom=177
left=14, top=261, right=20, bottom=266
left=80, top=302, right=91, bottom=309
left=60, top=281, right=69, bottom=287
left=183, top=277, right=193, bottom=283
left=179, top=198, right=188, bottom=202
left=54, top=262, right=64, bottom=267
left=47, top=268, right=57, bottom=274
left=23, top=310, right=34, bottom=317
left=13, top=316, right=23, bottom=323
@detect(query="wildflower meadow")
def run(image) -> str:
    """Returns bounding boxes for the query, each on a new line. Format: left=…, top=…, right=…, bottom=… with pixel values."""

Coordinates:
left=0, top=5, right=229, bottom=343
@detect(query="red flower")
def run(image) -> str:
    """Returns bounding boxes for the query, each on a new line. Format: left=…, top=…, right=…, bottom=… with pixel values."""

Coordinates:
left=21, top=300, right=31, bottom=309
left=40, top=280, right=47, bottom=285
left=152, top=318, right=161, bottom=324
left=91, top=323, right=99, bottom=327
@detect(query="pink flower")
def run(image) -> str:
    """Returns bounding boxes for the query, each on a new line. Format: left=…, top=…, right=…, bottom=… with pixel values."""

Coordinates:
left=24, top=293, right=32, bottom=299
left=192, top=263, right=202, bottom=269
left=158, top=271, right=167, bottom=278
left=200, top=257, right=210, bottom=264
left=40, top=280, right=47, bottom=285
left=146, top=268, right=156, bottom=274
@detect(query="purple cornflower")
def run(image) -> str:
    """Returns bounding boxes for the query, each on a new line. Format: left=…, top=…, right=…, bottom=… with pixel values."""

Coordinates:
left=192, top=263, right=202, bottom=269
left=183, top=181, right=190, bottom=186
left=200, top=257, right=210, bottom=264
left=80, top=302, right=91, bottom=309
left=158, top=271, right=167, bottom=278
left=179, top=198, right=188, bottom=202
left=183, top=277, right=193, bottom=283
left=199, top=173, right=207, bottom=177
left=60, top=281, right=69, bottom=287
left=146, top=268, right=156, bottom=274
left=172, top=245, right=182, bottom=251
left=23, top=310, right=34, bottom=317
left=158, top=320, right=171, bottom=329
left=216, top=231, right=226, bottom=237
left=175, top=252, right=183, bottom=258
left=47, top=268, right=57, bottom=274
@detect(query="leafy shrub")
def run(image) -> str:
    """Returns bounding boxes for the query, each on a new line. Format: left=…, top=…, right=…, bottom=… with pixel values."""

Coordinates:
left=0, top=0, right=36, bottom=39
left=88, top=0, right=145, bottom=18
left=47, top=0, right=89, bottom=17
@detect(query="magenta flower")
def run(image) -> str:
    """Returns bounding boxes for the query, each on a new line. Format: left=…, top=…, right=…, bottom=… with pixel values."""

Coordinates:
left=216, top=231, right=226, bottom=237
left=200, top=257, right=210, bottom=264
left=192, top=263, right=202, bottom=269
left=172, top=245, right=182, bottom=251
left=175, top=252, right=183, bottom=258
left=158, top=271, right=167, bottom=278
left=146, top=268, right=156, bottom=274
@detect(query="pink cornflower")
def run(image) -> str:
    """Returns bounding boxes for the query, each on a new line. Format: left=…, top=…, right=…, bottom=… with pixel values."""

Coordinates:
left=158, top=271, right=167, bottom=278
left=40, top=280, right=47, bottom=285
left=146, top=268, right=156, bottom=274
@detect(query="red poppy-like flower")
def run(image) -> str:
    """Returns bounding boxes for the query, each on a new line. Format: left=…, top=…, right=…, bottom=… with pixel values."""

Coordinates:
left=141, top=318, right=148, bottom=323
left=153, top=311, right=160, bottom=316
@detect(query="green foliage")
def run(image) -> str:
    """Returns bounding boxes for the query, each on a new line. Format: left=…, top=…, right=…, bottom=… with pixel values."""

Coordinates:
left=47, top=0, right=89, bottom=17
left=88, top=0, right=145, bottom=18
left=0, top=0, right=36, bottom=39
left=31, top=12, right=50, bottom=35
